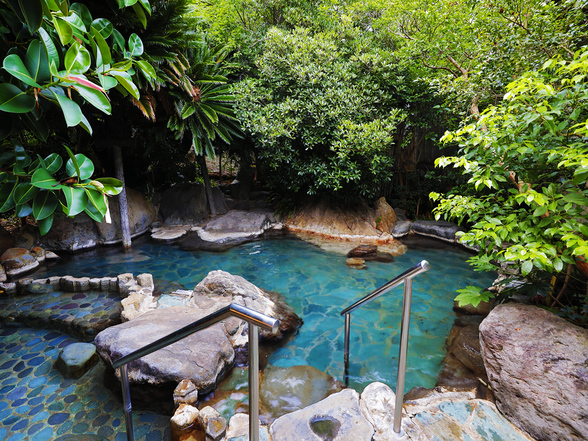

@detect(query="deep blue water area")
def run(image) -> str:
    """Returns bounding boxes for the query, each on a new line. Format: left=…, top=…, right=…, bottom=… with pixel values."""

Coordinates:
left=29, top=234, right=495, bottom=392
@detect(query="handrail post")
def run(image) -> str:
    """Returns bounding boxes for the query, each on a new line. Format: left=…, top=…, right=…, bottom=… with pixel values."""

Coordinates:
left=120, top=364, right=135, bottom=441
left=344, top=313, right=350, bottom=387
left=249, top=322, right=260, bottom=441
left=393, top=277, right=413, bottom=434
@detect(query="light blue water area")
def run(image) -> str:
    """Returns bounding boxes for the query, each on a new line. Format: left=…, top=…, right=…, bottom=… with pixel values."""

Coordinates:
left=33, top=235, right=495, bottom=392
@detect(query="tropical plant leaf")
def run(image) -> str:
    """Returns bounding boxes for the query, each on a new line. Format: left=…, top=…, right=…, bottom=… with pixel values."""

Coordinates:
left=71, top=82, right=111, bottom=114
left=78, top=112, right=93, bottom=135
left=32, top=191, right=58, bottom=220
left=50, top=89, right=83, bottom=127
left=84, top=187, right=107, bottom=215
left=90, top=27, right=112, bottom=66
left=3, top=54, right=41, bottom=87
left=131, top=3, right=146, bottom=28
left=94, top=177, right=123, bottom=195
left=128, top=33, right=144, bottom=56
left=84, top=203, right=103, bottom=222
left=7, top=0, right=42, bottom=31
left=31, top=168, right=59, bottom=189
left=38, top=27, right=60, bottom=69
left=70, top=3, right=93, bottom=27
left=0, top=181, right=17, bottom=212
left=110, top=72, right=139, bottom=99
left=15, top=203, right=32, bottom=217
left=0, top=83, right=35, bottom=113
left=37, top=214, right=54, bottom=235
left=62, top=186, right=88, bottom=216
left=14, top=182, right=39, bottom=204
left=25, top=40, right=51, bottom=84
left=65, top=42, right=91, bottom=74
left=53, top=17, right=73, bottom=45
left=66, top=153, right=94, bottom=180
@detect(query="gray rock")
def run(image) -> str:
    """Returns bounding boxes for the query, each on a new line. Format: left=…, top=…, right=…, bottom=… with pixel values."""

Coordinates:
left=480, top=303, right=588, bottom=441
left=20, top=213, right=99, bottom=253
left=203, top=210, right=272, bottom=236
left=391, top=220, right=412, bottom=238
left=270, top=389, right=374, bottom=441
left=189, top=270, right=302, bottom=341
left=261, top=365, right=344, bottom=421
left=0, top=248, right=39, bottom=276
left=411, top=220, right=463, bottom=242
left=56, top=342, right=99, bottom=379
left=180, top=232, right=238, bottom=252
left=159, top=183, right=227, bottom=225
left=95, top=188, right=158, bottom=245
left=95, top=306, right=234, bottom=395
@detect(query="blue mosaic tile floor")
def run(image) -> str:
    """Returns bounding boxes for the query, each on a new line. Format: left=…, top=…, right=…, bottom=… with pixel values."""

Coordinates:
left=0, top=326, right=170, bottom=441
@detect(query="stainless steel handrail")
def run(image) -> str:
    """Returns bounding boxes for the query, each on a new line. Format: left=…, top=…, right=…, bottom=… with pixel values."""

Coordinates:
left=340, top=260, right=429, bottom=435
left=112, top=303, right=280, bottom=441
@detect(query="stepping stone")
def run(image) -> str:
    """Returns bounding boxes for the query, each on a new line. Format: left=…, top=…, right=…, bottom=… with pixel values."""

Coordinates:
left=56, top=342, right=99, bottom=379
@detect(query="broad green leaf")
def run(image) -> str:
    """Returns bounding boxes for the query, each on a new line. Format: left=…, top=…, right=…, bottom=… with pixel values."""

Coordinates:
left=84, top=203, right=103, bottom=222
left=50, top=89, right=83, bottom=127
left=66, top=153, right=94, bottom=180
left=563, top=192, right=588, bottom=206
left=43, top=153, right=63, bottom=174
left=65, top=43, right=92, bottom=74
left=38, top=28, right=59, bottom=69
left=14, top=182, right=39, bottom=204
left=8, top=0, right=43, bottom=31
left=521, top=260, right=533, bottom=276
left=85, top=187, right=107, bottom=215
left=53, top=17, right=73, bottom=45
left=3, top=54, right=41, bottom=87
left=111, top=29, right=125, bottom=51
left=137, top=0, right=151, bottom=14
left=0, top=83, right=35, bottom=113
left=78, top=112, right=93, bottom=135
left=135, top=60, right=155, bottom=81
left=73, top=83, right=110, bottom=114
left=31, top=168, right=59, bottom=189
left=63, top=146, right=80, bottom=177
left=25, top=40, right=51, bottom=84
left=99, top=74, right=118, bottom=90
left=110, top=72, right=139, bottom=99
left=90, top=27, right=112, bottom=66
left=0, top=181, right=17, bottom=212
left=94, top=177, right=123, bottom=195
left=32, top=191, right=58, bottom=220
left=91, top=18, right=113, bottom=38
left=15, top=203, right=32, bottom=217
left=70, top=3, right=93, bottom=27
left=128, top=33, right=144, bottom=56
left=58, top=11, right=87, bottom=32
left=62, top=186, right=87, bottom=216
left=37, top=215, right=53, bottom=235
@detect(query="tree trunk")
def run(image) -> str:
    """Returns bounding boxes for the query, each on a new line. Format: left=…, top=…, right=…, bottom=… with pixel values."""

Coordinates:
left=113, top=144, right=132, bottom=250
left=198, top=154, right=217, bottom=216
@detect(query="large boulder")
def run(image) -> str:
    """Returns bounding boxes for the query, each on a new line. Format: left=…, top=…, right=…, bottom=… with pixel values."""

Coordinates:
left=411, top=220, right=464, bottom=243
left=479, top=303, right=588, bottom=441
left=0, top=247, right=39, bottom=277
left=18, top=213, right=99, bottom=252
left=95, top=188, right=158, bottom=245
left=374, top=197, right=397, bottom=233
left=188, top=270, right=302, bottom=341
left=270, top=389, right=374, bottom=441
left=95, top=306, right=234, bottom=395
left=159, top=183, right=228, bottom=225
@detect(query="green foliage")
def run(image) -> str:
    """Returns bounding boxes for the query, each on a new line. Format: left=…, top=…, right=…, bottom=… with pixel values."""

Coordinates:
left=455, top=286, right=495, bottom=308
left=0, top=0, right=149, bottom=230
left=432, top=48, right=588, bottom=303
left=236, top=27, right=407, bottom=204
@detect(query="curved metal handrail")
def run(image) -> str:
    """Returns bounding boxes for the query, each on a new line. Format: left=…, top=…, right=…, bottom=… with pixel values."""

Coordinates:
left=113, top=303, right=279, bottom=441
left=340, top=260, right=429, bottom=435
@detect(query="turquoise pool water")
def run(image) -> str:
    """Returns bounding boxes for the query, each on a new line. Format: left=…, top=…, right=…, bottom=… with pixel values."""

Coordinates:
left=32, top=235, right=495, bottom=392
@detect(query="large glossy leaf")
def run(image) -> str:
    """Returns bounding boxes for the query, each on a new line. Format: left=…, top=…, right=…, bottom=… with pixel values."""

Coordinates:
left=37, top=214, right=53, bottom=236
left=31, top=168, right=59, bottom=189
left=3, top=54, right=41, bottom=87
left=66, top=153, right=94, bottom=180
left=70, top=3, right=93, bottom=27
left=0, top=83, right=35, bottom=113
left=135, top=60, right=156, bottom=82
left=84, top=203, right=103, bottom=222
left=8, top=0, right=42, bottom=31
left=137, top=0, right=151, bottom=14
left=72, top=83, right=110, bottom=114
left=62, top=186, right=87, bottom=216
left=85, top=188, right=107, bottom=216
left=94, top=177, right=123, bottom=195
left=59, top=11, right=87, bottom=32
left=65, top=43, right=91, bottom=74
left=14, top=145, right=31, bottom=168
left=91, top=18, right=113, bottom=38
left=131, top=3, right=147, bottom=28
left=38, top=27, right=60, bottom=69
left=14, top=182, right=39, bottom=204
left=99, top=73, right=118, bottom=90
left=43, top=153, right=63, bottom=174
left=32, top=191, right=58, bottom=220
left=53, top=17, right=73, bottom=45
left=78, top=112, right=93, bottom=135
left=50, top=89, right=83, bottom=127
left=110, top=72, right=139, bottom=99
left=128, top=34, right=144, bottom=57
left=25, top=40, right=51, bottom=85
left=15, top=203, right=32, bottom=217
left=90, top=27, right=112, bottom=66
left=0, top=181, right=17, bottom=212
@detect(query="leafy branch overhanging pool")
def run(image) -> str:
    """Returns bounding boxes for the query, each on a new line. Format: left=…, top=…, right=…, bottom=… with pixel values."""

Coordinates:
left=30, top=234, right=495, bottom=392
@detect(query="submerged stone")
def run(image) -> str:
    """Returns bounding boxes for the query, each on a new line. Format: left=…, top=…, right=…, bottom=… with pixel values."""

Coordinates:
left=56, top=342, right=98, bottom=379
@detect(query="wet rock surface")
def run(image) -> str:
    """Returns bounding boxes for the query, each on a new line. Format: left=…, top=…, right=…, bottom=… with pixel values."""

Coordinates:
left=0, top=247, right=39, bottom=276
left=480, top=303, right=588, bottom=441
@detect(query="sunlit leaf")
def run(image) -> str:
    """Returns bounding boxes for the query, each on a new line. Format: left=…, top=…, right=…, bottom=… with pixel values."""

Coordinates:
left=62, top=186, right=88, bottom=216
left=66, top=153, right=94, bottom=180
left=31, top=168, right=59, bottom=189
left=3, top=54, right=41, bottom=87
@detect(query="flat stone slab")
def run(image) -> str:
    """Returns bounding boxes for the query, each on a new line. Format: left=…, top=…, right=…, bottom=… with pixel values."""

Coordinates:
left=270, top=389, right=374, bottom=441
left=151, top=226, right=189, bottom=241
left=95, top=306, right=234, bottom=394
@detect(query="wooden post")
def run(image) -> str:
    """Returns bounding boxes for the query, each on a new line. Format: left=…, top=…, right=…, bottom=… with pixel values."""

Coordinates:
left=113, top=145, right=132, bottom=250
